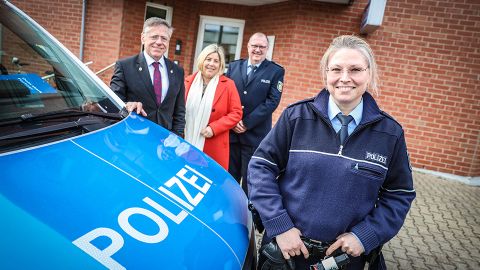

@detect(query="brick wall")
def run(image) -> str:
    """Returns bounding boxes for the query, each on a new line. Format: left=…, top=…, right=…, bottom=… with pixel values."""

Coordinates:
left=11, top=0, right=82, bottom=56
left=250, top=0, right=480, bottom=177
left=10, top=0, right=123, bottom=82
left=115, top=0, right=198, bottom=76
left=83, top=0, right=124, bottom=82
left=11, top=0, right=479, bottom=177
left=371, top=0, right=480, bottom=177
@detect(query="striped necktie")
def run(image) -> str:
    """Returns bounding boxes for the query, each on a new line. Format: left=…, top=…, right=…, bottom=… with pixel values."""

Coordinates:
left=247, top=65, right=257, bottom=84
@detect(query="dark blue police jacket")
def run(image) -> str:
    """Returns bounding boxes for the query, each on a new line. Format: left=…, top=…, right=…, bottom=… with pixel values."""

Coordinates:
left=226, top=59, right=285, bottom=147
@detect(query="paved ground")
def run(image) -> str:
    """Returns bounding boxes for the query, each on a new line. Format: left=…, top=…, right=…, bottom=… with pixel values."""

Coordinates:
left=382, top=172, right=480, bottom=269
left=255, top=171, right=480, bottom=269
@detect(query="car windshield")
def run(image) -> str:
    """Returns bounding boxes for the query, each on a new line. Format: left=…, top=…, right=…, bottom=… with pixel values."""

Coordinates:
left=0, top=1, right=124, bottom=152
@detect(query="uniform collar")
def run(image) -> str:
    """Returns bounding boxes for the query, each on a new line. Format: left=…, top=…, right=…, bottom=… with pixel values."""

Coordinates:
left=328, top=95, right=363, bottom=125
left=247, top=59, right=264, bottom=69
left=313, top=89, right=382, bottom=125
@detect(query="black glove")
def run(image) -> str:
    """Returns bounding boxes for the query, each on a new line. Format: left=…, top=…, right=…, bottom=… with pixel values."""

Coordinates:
left=258, top=240, right=295, bottom=270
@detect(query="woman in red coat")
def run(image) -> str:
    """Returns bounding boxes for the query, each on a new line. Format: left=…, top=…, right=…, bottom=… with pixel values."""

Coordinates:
left=184, top=44, right=242, bottom=170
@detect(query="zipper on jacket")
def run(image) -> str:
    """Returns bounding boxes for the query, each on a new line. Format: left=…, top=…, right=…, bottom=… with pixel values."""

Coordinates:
left=307, top=101, right=384, bottom=156
left=338, top=117, right=384, bottom=155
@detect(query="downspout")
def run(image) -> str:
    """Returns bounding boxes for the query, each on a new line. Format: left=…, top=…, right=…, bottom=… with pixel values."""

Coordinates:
left=79, top=0, right=87, bottom=61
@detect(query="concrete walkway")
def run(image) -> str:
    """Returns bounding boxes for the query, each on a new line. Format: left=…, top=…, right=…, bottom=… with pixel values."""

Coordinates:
left=255, top=172, right=480, bottom=269
left=383, top=171, right=480, bottom=269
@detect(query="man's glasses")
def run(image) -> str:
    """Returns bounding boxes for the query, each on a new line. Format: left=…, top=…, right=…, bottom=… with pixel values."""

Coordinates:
left=249, top=44, right=267, bottom=50
left=326, top=67, right=368, bottom=77
left=148, top=35, right=169, bottom=43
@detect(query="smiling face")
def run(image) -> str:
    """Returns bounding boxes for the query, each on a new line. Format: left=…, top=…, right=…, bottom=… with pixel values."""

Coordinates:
left=247, top=34, right=268, bottom=65
left=326, top=48, right=370, bottom=113
left=141, top=24, right=171, bottom=61
left=201, top=52, right=220, bottom=80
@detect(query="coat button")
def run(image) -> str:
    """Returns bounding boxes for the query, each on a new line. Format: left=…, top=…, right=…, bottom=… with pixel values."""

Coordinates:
left=241, top=106, right=244, bottom=109
left=243, top=91, right=247, bottom=94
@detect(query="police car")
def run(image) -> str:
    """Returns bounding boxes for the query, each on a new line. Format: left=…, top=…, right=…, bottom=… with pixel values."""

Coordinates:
left=0, top=1, right=255, bottom=269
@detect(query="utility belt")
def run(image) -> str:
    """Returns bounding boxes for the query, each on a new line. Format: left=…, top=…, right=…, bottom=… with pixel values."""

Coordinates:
left=248, top=204, right=383, bottom=269
left=300, top=236, right=331, bottom=259
left=258, top=235, right=383, bottom=270
left=301, top=236, right=350, bottom=270
left=258, top=236, right=348, bottom=270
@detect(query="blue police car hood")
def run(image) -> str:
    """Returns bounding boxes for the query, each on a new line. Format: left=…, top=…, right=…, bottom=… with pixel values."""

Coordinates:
left=0, top=114, right=251, bottom=269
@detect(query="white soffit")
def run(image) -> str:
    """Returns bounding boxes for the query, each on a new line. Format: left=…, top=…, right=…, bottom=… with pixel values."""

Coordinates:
left=200, top=0, right=352, bottom=6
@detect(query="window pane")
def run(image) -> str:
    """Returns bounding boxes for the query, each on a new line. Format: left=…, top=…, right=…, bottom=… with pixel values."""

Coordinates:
left=146, top=7, right=167, bottom=20
left=201, top=24, right=239, bottom=66
left=203, top=24, right=220, bottom=48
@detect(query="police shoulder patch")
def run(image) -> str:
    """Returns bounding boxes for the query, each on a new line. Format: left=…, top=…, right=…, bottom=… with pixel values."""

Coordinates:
left=406, top=149, right=412, bottom=172
left=277, top=81, right=283, bottom=92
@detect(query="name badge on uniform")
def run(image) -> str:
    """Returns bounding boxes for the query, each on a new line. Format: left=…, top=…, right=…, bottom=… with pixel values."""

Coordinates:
left=261, top=79, right=270, bottom=84
left=365, top=151, right=387, bottom=165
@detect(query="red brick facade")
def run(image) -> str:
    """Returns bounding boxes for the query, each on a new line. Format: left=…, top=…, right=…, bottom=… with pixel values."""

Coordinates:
left=11, top=0, right=480, bottom=178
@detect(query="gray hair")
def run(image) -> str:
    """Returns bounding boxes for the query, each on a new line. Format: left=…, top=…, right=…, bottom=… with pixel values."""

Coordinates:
left=249, top=32, right=269, bottom=47
left=142, top=17, right=174, bottom=37
left=320, top=35, right=379, bottom=95
left=197, top=44, right=226, bottom=76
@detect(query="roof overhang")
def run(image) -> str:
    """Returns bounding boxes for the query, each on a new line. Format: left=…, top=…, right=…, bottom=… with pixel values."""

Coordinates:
left=201, top=0, right=354, bottom=6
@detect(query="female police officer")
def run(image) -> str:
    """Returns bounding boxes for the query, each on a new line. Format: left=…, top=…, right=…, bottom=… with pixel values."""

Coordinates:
left=248, top=35, right=416, bottom=269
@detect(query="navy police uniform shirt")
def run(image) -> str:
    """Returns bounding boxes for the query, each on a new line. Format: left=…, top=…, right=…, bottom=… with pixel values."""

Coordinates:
left=226, top=59, right=285, bottom=147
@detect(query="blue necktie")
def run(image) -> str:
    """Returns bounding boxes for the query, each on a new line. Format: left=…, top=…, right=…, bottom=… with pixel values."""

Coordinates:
left=337, top=114, right=353, bottom=145
left=247, top=65, right=257, bottom=84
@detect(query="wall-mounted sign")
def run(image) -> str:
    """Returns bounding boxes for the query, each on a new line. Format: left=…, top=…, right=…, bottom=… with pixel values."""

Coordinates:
left=360, top=0, right=387, bottom=34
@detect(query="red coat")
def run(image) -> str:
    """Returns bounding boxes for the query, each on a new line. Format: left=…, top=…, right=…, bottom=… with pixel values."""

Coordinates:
left=185, top=73, right=242, bottom=170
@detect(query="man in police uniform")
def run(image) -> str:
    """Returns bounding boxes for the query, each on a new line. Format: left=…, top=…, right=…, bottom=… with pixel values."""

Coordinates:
left=226, top=32, right=285, bottom=195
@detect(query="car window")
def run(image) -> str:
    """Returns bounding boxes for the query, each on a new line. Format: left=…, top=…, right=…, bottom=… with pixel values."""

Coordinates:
left=0, top=23, right=121, bottom=120
left=0, top=4, right=124, bottom=152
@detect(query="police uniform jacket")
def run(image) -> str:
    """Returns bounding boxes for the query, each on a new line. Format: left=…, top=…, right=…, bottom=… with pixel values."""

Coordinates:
left=226, top=59, right=284, bottom=147
left=248, top=89, right=416, bottom=256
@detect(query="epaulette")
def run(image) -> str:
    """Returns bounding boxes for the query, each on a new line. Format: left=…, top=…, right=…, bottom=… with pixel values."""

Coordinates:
left=287, top=97, right=315, bottom=108
left=380, top=111, right=403, bottom=127
left=229, top=59, right=245, bottom=64
left=270, top=60, right=284, bottom=70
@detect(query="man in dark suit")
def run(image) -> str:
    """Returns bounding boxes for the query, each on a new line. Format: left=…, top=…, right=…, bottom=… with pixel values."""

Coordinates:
left=226, top=32, right=285, bottom=195
left=110, top=17, right=185, bottom=136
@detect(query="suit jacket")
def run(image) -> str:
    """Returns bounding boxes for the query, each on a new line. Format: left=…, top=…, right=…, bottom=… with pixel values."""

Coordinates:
left=226, top=59, right=285, bottom=147
left=185, top=73, right=242, bottom=169
left=110, top=53, right=186, bottom=136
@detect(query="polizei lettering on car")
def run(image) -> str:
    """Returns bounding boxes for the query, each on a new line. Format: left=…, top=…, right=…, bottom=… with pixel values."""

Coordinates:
left=73, top=164, right=214, bottom=269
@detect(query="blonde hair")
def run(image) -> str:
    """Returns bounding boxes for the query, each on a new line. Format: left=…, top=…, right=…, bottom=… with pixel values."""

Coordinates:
left=197, top=44, right=226, bottom=76
left=320, top=35, right=379, bottom=95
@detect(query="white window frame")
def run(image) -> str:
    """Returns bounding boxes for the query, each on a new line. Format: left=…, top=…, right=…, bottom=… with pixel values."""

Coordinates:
left=194, top=15, right=245, bottom=72
left=266, top=35, right=275, bottom=60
